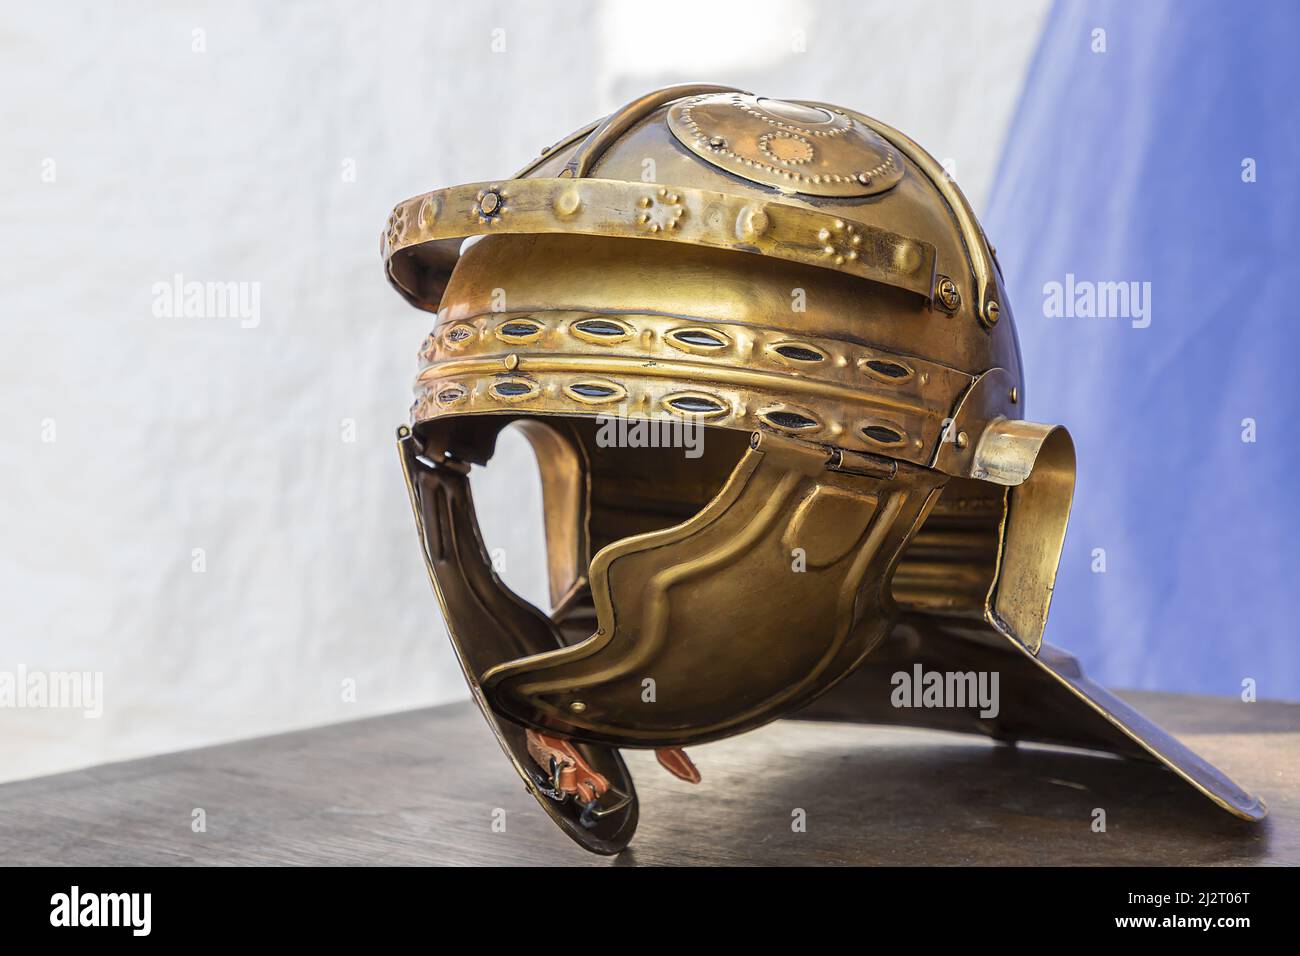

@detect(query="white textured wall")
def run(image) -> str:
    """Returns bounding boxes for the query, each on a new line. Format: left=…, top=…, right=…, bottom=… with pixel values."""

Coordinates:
left=0, top=0, right=1048, bottom=781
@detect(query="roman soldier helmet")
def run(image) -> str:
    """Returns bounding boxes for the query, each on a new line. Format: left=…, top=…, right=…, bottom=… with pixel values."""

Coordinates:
left=384, top=85, right=1263, bottom=854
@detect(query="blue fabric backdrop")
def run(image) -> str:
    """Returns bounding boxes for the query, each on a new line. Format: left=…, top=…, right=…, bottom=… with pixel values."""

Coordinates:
left=984, top=0, right=1300, bottom=699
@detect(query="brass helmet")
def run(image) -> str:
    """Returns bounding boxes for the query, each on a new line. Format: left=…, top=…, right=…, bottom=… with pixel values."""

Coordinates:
left=385, top=85, right=1263, bottom=854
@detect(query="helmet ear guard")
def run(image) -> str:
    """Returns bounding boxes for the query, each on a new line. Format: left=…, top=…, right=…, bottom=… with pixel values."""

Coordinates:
left=976, top=420, right=1075, bottom=654
left=930, top=367, right=1077, bottom=653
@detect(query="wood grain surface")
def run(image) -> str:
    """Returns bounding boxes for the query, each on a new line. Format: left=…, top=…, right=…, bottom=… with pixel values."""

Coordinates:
left=0, top=692, right=1295, bottom=866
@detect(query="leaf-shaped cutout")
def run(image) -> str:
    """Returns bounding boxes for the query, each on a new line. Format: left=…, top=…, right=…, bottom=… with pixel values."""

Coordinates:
left=770, top=342, right=826, bottom=363
left=490, top=379, right=540, bottom=401
left=761, top=409, right=821, bottom=431
left=668, top=327, right=730, bottom=353
left=862, top=358, right=913, bottom=382
left=495, top=319, right=544, bottom=342
left=564, top=380, right=627, bottom=405
left=572, top=318, right=633, bottom=344
left=663, top=393, right=728, bottom=417
left=862, top=424, right=905, bottom=445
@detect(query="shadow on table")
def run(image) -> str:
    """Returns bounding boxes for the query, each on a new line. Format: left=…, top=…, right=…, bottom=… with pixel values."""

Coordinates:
left=623, top=735, right=1271, bottom=866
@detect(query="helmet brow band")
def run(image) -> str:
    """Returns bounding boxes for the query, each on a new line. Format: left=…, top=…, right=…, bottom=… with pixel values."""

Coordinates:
left=384, top=178, right=938, bottom=304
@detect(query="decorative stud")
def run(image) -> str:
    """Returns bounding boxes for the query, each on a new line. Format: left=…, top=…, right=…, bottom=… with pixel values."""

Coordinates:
left=818, top=219, right=862, bottom=265
left=418, top=196, right=440, bottom=230
left=735, top=204, right=770, bottom=241
left=474, top=185, right=506, bottom=223
left=635, top=188, right=686, bottom=233
left=553, top=187, right=582, bottom=219
left=892, top=242, right=923, bottom=275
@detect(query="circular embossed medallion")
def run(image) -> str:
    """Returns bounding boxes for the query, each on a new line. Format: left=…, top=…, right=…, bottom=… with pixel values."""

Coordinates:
left=667, top=92, right=905, bottom=198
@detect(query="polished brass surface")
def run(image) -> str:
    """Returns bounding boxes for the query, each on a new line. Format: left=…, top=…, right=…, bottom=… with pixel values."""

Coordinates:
left=384, top=177, right=938, bottom=306
left=385, top=85, right=1264, bottom=853
left=564, top=83, right=742, bottom=179
left=483, top=431, right=946, bottom=747
left=666, top=92, right=906, bottom=197
left=412, top=297, right=974, bottom=468
left=398, top=427, right=637, bottom=854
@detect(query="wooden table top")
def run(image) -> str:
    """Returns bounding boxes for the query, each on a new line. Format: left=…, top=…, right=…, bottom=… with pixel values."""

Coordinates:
left=1, top=692, right=1295, bottom=866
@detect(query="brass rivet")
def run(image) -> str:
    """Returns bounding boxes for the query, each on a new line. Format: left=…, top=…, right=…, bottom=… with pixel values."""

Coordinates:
left=553, top=188, right=582, bottom=218
left=418, top=197, right=439, bottom=229
left=479, top=191, right=499, bottom=215
left=736, top=204, right=770, bottom=240
left=505, top=353, right=520, bottom=371
left=856, top=171, right=872, bottom=185
left=708, top=136, right=727, bottom=150
left=937, top=277, right=961, bottom=311
left=893, top=243, right=920, bottom=274
left=985, top=300, right=1001, bottom=325
left=1009, top=387, right=1019, bottom=404
left=570, top=701, right=587, bottom=713
left=956, top=431, right=969, bottom=450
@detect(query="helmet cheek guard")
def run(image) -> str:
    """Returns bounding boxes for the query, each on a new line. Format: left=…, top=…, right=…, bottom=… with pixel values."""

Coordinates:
left=398, top=428, right=638, bottom=852
left=387, top=86, right=1263, bottom=855
left=482, top=431, right=946, bottom=748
